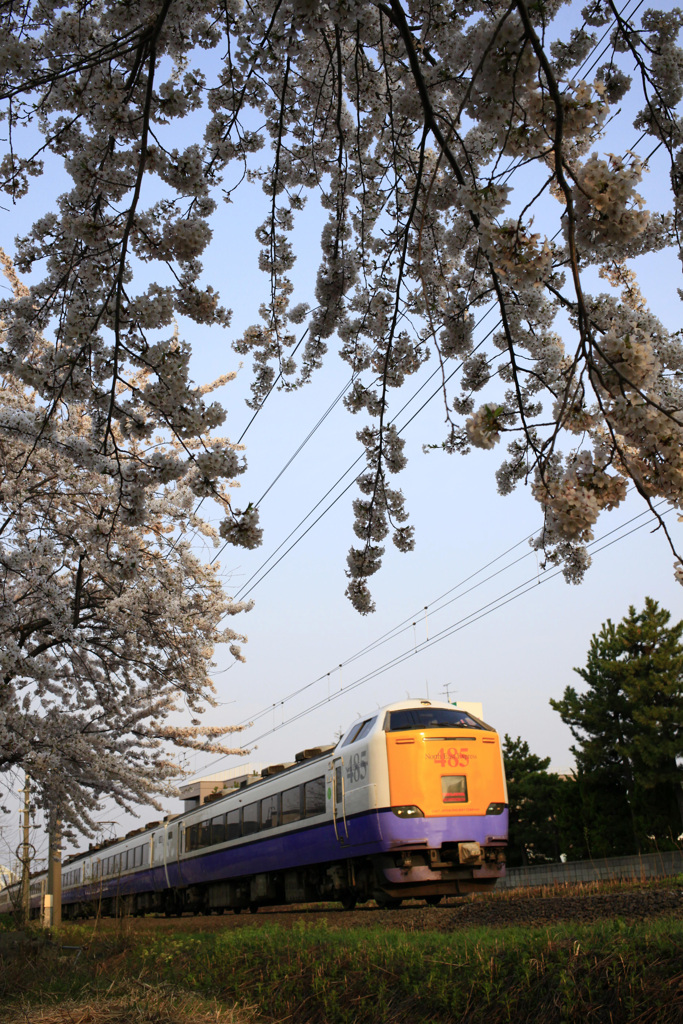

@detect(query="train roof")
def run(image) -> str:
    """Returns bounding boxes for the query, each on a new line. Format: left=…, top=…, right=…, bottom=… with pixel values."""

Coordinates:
left=57, top=698, right=493, bottom=867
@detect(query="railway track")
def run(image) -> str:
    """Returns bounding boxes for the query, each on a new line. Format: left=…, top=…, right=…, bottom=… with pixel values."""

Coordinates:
left=91, top=880, right=683, bottom=933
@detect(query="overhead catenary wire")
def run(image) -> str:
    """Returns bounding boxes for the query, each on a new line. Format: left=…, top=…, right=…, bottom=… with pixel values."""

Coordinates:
left=238, top=500, right=673, bottom=747
left=199, top=0, right=648, bottom=582
left=208, top=0, right=652, bottom=598
left=220, top=24, right=659, bottom=603
left=187, top=496, right=670, bottom=780
left=228, top=307, right=501, bottom=600
left=4, top=0, right=662, bottom=861
left=232, top=486, right=651, bottom=731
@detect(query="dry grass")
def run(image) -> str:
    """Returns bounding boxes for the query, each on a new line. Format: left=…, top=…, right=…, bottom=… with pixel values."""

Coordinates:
left=4, top=983, right=260, bottom=1024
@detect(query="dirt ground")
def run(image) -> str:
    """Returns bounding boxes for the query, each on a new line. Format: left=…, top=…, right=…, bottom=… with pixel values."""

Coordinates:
left=94, top=880, right=683, bottom=934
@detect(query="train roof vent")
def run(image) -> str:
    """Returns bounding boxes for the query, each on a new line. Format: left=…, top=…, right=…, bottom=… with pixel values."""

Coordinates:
left=145, top=820, right=161, bottom=830
left=295, top=744, right=336, bottom=763
left=261, top=761, right=296, bottom=777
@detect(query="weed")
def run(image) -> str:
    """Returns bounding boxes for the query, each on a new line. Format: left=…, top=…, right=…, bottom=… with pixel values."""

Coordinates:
left=1, top=905, right=682, bottom=1023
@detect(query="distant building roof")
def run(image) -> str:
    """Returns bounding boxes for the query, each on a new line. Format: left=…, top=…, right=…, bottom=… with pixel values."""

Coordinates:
left=0, top=864, right=17, bottom=890
left=178, top=763, right=264, bottom=808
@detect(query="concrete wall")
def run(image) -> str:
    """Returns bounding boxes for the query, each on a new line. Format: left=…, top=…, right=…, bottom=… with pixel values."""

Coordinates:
left=499, top=850, right=683, bottom=889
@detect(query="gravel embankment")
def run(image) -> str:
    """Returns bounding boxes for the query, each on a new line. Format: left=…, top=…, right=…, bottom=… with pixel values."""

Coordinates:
left=109, top=882, right=683, bottom=934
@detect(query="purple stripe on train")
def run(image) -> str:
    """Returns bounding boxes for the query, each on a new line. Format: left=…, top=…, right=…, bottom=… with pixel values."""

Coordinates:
left=61, top=808, right=508, bottom=904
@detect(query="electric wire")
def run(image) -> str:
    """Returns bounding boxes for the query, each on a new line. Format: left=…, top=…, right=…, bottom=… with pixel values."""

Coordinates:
left=234, top=529, right=535, bottom=734
left=231, top=484, right=643, bottom=734
left=210, top=0, right=650, bottom=594
left=187, top=495, right=669, bottom=780
left=222, top=22, right=659, bottom=604
left=238, top=500, right=672, bottom=748
left=230, top=309, right=501, bottom=600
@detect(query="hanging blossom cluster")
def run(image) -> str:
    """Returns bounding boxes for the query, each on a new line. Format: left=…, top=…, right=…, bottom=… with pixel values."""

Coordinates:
left=0, top=255, right=253, bottom=832
left=1, top=0, right=683, bottom=619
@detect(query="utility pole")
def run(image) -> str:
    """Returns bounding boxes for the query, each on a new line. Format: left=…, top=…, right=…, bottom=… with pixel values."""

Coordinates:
left=18, top=772, right=30, bottom=927
left=46, top=814, right=62, bottom=929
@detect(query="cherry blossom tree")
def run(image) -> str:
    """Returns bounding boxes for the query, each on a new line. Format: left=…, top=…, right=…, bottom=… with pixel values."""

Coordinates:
left=0, top=0, right=682, bottom=622
left=0, top=252, right=253, bottom=832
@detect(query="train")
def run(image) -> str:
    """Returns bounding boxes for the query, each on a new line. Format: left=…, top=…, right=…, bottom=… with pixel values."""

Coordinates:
left=0, top=699, right=508, bottom=917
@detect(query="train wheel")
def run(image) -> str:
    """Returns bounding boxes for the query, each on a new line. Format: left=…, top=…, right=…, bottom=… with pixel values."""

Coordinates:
left=375, top=892, right=402, bottom=910
left=425, top=895, right=442, bottom=907
left=249, top=902, right=259, bottom=914
left=233, top=907, right=242, bottom=915
left=341, top=893, right=357, bottom=911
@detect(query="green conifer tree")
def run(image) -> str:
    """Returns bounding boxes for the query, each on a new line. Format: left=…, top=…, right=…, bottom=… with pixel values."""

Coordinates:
left=502, top=736, right=583, bottom=865
left=551, top=598, right=683, bottom=853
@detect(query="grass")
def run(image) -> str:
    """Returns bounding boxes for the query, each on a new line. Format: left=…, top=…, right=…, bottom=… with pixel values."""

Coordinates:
left=2, top=986, right=255, bottom=1024
left=1, top=896, right=682, bottom=1023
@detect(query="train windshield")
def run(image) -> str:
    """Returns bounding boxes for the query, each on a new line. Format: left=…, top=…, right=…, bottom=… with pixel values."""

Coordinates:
left=384, top=708, right=490, bottom=732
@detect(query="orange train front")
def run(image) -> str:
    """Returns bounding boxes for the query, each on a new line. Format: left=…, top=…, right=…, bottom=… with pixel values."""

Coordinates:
left=336, top=699, right=508, bottom=905
left=1, top=699, right=508, bottom=918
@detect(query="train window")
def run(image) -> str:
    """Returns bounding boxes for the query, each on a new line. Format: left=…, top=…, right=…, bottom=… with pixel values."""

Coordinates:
left=260, top=794, right=280, bottom=831
left=122, top=851, right=128, bottom=871
left=186, top=824, right=199, bottom=852
left=335, top=766, right=343, bottom=804
left=304, top=777, right=326, bottom=817
left=226, top=808, right=241, bottom=841
left=356, top=716, right=377, bottom=740
left=442, top=776, right=468, bottom=803
left=135, top=845, right=143, bottom=867
left=242, top=802, right=259, bottom=836
left=342, top=720, right=366, bottom=746
left=282, top=785, right=302, bottom=824
left=385, top=708, right=488, bottom=732
left=142, top=843, right=149, bottom=866
left=113, top=855, right=120, bottom=874
left=211, top=814, right=226, bottom=845
left=198, top=820, right=211, bottom=848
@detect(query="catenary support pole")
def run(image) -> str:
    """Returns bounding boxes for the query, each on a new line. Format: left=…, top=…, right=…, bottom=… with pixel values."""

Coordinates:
left=19, top=772, right=30, bottom=926
left=47, top=816, right=62, bottom=929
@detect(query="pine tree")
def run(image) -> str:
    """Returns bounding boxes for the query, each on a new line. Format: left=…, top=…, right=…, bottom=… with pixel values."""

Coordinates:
left=502, top=736, right=582, bottom=866
left=551, top=599, right=683, bottom=853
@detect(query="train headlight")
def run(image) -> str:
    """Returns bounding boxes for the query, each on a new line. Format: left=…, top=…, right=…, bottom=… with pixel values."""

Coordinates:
left=486, top=802, right=507, bottom=815
left=391, top=805, right=424, bottom=818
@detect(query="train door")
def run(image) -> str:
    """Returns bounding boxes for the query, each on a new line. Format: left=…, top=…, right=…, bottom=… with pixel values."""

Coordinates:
left=161, top=827, right=171, bottom=889
left=331, top=755, right=348, bottom=842
left=151, top=831, right=166, bottom=890
left=167, top=825, right=185, bottom=886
